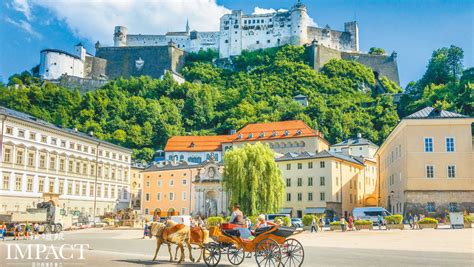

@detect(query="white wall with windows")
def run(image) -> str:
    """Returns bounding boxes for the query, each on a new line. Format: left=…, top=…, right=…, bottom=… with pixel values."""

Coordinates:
left=0, top=113, right=132, bottom=215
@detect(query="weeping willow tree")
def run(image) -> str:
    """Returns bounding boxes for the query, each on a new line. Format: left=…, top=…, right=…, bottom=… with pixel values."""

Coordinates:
left=223, top=143, right=284, bottom=216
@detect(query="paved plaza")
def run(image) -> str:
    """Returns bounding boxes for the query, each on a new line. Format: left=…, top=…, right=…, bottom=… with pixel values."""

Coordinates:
left=0, top=227, right=472, bottom=266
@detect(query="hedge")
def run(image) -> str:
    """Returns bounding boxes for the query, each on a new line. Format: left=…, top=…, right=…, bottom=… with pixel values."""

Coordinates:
left=207, top=216, right=225, bottom=226
left=302, top=215, right=318, bottom=226
left=385, top=214, right=403, bottom=224
left=330, top=221, right=348, bottom=226
left=418, top=217, right=438, bottom=224
left=354, top=220, right=373, bottom=225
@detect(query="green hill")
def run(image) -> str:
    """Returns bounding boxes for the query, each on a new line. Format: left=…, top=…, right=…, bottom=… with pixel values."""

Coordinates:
left=1, top=45, right=472, bottom=162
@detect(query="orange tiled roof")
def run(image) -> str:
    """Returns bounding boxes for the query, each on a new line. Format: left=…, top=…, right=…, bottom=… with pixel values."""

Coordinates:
left=164, top=120, right=328, bottom=152
left=232, top=120, right=327, bottom=143
left=164, top=135, right=232, bottom=152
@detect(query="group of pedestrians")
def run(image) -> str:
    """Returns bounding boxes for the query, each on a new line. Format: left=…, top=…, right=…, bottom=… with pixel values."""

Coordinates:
left=406, top=213, right=424, bottom=229
left=310, top=216, right=325, bottom=232
left=0, top=222, right=42, bottom=240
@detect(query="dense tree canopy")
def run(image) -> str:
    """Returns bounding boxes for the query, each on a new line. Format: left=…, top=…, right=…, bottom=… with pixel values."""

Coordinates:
left=1, top=45, right=471, bottom=162
left=223, top=143, right=284, bottom=216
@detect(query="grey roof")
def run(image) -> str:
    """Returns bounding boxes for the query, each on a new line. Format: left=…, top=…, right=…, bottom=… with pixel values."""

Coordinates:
left=293, top=94, right=307, bottom=99
left=331, top=137, right=378, bottom=147
left=142, top=159, right=221, bottom=172
left=275, top=150, right=364, bottom=166
left=40, top=48, right=81, bottom=60
left=405, top=107, right=468, bottom=119
left=0, top=106, right=131, bottom=152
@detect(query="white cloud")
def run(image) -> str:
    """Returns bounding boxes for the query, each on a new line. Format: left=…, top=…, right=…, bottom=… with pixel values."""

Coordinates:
left=27, top=0, right=230, bottom=45
left=5, top=17, right=41, bottom=38
left=252, top=7, right=287, bottom=15
left=12, top=0, right=32, bottom=21
left=253, top=7, right=317, bottom=27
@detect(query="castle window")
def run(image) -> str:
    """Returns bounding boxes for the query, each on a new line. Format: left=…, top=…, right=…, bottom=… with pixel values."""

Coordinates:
left=267, top=40, right=270, bottom=43
left=225, top=40, right=228, bottom=43
left=253, top=20, right=255, bottom=23
left=256, top=41, right=260, bottom=44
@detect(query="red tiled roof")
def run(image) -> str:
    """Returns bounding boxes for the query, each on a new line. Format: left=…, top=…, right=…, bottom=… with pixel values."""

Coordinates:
left=232, top=120, right=327, bottom=143
left=164, top=120, right=328, bottom=152
left=164, top=135, right=232, bottom=152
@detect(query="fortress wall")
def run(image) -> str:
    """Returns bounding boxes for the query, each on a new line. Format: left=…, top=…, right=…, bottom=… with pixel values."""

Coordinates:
left=95, top=46, right=183, bottom=79
left=341, top=53, right=400, bottom=85
left=307, top=27, right=354, bottom=52
left=84, top=56, right=107, bottom=79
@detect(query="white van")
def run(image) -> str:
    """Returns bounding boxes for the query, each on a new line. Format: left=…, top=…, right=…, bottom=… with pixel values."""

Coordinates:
left=352, top=207, right=392, bottom=225
left=170, top=215, right=192, bottom=226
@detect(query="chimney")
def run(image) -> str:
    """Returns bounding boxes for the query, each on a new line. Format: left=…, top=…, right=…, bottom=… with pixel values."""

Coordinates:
left=229, top=129, right=236, bottom=135
left=357, top=133, right=362, bottom=138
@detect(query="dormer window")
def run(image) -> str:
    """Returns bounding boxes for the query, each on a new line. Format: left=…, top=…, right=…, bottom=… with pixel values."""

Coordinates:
left=296, top=129, right=302, bottom=135
left=284, top=130, right=289, bottom=136
left=237, top=134, right=242, bottom=139
left=260, top=132, right=265, bottom=138
left=248, top=133, right=253, bottom=138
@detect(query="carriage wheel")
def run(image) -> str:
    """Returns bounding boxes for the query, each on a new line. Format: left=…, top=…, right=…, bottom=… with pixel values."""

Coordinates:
left=255, top=238, right=281, bottom=267
left=227, top=245, right=245, bottom=265
left=280, top=238, right=304, bottom=267
left=203, top=243, right=221, bottom=267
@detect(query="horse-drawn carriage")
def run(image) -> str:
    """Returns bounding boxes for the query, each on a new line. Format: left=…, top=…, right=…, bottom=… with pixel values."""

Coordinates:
left=203, top=223, right=304, bottom=267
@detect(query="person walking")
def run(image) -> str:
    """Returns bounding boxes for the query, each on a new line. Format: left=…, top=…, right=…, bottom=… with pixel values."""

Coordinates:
left=340, top=217, right=346, bottom=232
left=24, top=223, right=31, bottom=240
left=142, top=221, right=150, bottom=239
left=310, top=217, right=317, bottom=233
left=0, top=223, right=6, bottom=241
left=407, top=213, right=414, bottom=229
left=348, top=214, right=354, bottom=231
left=413, top=214, right=419, bottom=230
left=377, top=214, right=384, bottom=230
left=318, top=217, right=324, bottom=231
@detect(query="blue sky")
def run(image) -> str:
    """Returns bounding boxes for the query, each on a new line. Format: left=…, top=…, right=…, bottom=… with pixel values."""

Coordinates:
left=0, top=0, right=472, bottom=87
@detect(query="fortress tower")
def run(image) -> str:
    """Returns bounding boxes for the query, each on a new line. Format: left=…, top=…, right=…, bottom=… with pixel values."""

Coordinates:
left=114, top=26, right=128, bottom=47
left=290, top=1, right=308, bottom=46
left=344, top=21, right=359, bottom=51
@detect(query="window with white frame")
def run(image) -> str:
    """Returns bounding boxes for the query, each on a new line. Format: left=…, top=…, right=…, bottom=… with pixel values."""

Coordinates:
left=169, top=192, right=174, bottom=200
left=424, top=138, right=433, bottom=152
left=446, top=138, right=455, bottom=152
left=182, top=191, right=186, bottom=200
left=169, top=180, right=174, bottom=186
left=426, top=165, right=434, bottom=178
left=157, top=193, right=161, bottom=200
left=447, top=165, right=456, bottom=178
left=320, top=192, right=326, bottom=201
left=297, top=193, right=302, bottom=201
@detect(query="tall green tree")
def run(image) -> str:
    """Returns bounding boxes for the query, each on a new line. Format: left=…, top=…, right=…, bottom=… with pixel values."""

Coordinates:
left=223, top=143, right=284, bottom=216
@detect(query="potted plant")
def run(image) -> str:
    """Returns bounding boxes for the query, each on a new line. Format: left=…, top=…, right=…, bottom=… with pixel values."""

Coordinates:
left=418, top=217, right=438, bottom=229
left=354, top=220, right=373, bottom=230
left=329, top=221, right=347, bottom=231
left=385, top=214, right=404, bottom=230
left=464, top=215, right=472, bottom=228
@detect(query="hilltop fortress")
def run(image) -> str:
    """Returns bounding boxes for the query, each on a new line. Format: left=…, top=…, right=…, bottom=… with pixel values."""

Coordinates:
left=38, top=1, right=399, bottom=90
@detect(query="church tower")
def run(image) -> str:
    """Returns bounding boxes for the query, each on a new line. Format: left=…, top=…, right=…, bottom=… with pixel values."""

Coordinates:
left=114, top=26, right=128, bottom=47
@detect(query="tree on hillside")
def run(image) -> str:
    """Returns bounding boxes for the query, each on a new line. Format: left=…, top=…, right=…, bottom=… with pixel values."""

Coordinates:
left=223, top=143, right=284, bottom=216
left=368, top=47, right=386, bottom=55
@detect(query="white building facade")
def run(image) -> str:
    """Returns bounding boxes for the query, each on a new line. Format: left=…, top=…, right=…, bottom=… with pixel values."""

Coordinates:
left=0, top=107, right=132, bottom=216
left=111, top=1, right=358, bottom=58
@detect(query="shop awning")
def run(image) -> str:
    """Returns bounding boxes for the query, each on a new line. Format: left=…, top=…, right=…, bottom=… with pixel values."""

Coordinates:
left=279, top=208, right=293, bottom=214
left=305, top=208, right=325, bottom=214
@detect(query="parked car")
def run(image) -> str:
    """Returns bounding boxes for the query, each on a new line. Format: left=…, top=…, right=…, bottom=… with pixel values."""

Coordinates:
left=291, top=218, right=303, bottom=228
left=352, top=207, right=392, bottom=225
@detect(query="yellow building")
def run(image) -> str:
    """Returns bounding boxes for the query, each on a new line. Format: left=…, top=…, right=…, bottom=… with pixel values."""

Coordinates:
left=276, top=150, right=378, bottom=219
left=376, top=107, right=474, bottom=216
left=130, top=163, right=145, bottom=211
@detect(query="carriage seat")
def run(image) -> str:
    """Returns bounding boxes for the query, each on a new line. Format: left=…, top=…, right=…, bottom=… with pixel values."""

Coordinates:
left=254, top=226, right=274, bottom=236
left=222, top=229, right=241, bottom=238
